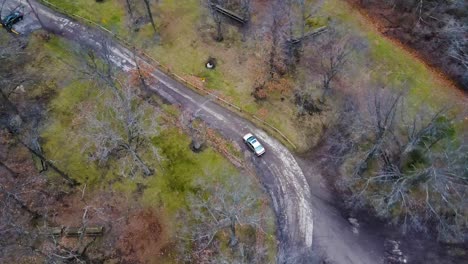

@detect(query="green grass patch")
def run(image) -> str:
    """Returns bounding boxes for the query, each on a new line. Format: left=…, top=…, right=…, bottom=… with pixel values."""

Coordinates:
left=46, top=0, right=126, bottom=34
left=42, top=81, right=103, bottom=185
left=143, top=128, right=237, bottom=211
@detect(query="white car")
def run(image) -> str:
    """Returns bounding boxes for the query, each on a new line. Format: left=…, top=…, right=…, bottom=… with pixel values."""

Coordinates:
left=243, top=133, right=266, bottom=156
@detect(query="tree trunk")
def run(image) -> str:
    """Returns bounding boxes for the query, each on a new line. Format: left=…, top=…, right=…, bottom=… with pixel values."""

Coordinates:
left=299, top=0, right=306, bottom=55
left=130, top=149, right=153, bottom=176
left=143, top=0, right=157, bottom=33
left=321, top=75, right=332, bottom=102
left=125, top=0, right=134, bottom=21
left=133, top=54, right=149, bottom=90
left=228, top=217, right=238, bottom=247
left=0, top=87, right=20, bottom=116
left=354, top=136, right=384, bottom=177
left=0, top=185, right=41, bottom=219
left=269, top=8, right=281, bottom=78
left=215, top=19, right=223, bottom=42
left=30, top=138, right=48, bottom=172
left=25, top=0, right=45, bottom=29
left=18, top=139, right=79, bottom=187
left=285, top=1, right=295, bottom=71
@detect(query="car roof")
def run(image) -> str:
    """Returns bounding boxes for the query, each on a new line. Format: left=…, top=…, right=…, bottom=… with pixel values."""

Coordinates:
left=248, top=137, right=263, bottom=147
left=5, top=12, right=20, bottom=19
left=251, top=139, right=261, bottom=147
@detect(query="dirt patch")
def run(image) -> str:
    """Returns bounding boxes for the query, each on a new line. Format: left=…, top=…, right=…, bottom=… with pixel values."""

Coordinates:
left=117, top=208, right=169, bottom=263
left=183, top=74, right=207, bottom=89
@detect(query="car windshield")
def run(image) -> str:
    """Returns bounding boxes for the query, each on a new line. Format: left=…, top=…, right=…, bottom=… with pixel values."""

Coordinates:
left=255, top=145, right=264, bottom=151
left=5, top=13, right=18, bottom=22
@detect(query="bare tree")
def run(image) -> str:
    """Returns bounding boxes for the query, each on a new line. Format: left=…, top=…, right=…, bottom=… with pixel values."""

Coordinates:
left=267, top=0, right=289, bottom=78
left=42, top=206, right=98, bottom=263
left=0, top=178, right=43, bottom=220
left=286, top=0, right=325, bottom=63
left=444, top=19, right=468, bottom=86
left=182, top=174, right=262, bottom=259
left=342, top=88, right=467, bottom=241
left=352, top=89, right=403, bottom=177
left=76, top=42, right=117, bottom=90
left=444, top=20, right=468, bottom=76
left=180, top=110, right=206, bottom=152
left=208, top=0, right=226, bottom=42
left=0, top=35, right=78, bottom=187
left=449, top=39, right=468, bottom=70
left=125, top=0, right=135, bottom=23
left=239, top=0, right=251, bottom=21
left=142, top=0, right=157, bottom=33
left=0, top=167, right=47, bottom=261
left=25, top=0, right=45, bottom=29
left=317, top=29, right=351, bottom=100
left=70, top=41, right=159, bottom=178
left=79, top=80, right=158, bottom=178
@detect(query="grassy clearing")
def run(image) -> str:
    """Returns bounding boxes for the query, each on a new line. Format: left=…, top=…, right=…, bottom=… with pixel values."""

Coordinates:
left=46, top=0, right=126, bottom=34
left=42, top=80, right=103, bottom=185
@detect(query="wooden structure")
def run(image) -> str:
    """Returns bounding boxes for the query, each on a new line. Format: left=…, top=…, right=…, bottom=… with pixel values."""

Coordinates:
left=288, top=26, right=328, bottom=45
left=50, top=226, right=104, bottom=238
left=212, top=4, right=247, bottom=24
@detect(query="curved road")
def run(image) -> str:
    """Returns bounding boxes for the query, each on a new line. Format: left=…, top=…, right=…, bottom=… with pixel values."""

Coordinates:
left=4, top=1, right=383, bottom=263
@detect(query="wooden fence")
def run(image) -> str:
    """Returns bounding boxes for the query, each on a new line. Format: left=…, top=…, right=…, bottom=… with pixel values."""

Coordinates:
left=212, top=4, right=247, bottom=24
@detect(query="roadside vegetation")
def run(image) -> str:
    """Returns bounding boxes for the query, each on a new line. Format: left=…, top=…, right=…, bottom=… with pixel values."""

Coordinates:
left=0, top=31, right=276, bottom=263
